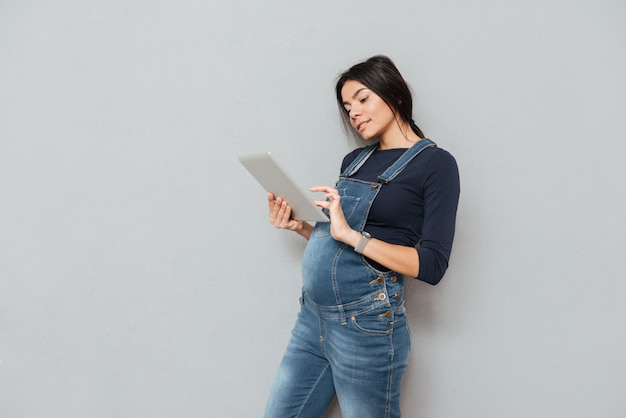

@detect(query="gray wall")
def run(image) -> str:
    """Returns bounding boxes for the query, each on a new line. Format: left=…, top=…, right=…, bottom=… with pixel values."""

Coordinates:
left=1, top=1, right=625, bottom=417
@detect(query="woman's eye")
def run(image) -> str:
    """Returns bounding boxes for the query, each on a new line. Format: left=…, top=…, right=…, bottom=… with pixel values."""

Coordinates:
left=359, top=96, right=368, bottom=103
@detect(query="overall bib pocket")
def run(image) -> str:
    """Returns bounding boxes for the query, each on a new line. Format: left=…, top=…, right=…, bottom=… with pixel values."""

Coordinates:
left=313, top=190, right=361, bottom=238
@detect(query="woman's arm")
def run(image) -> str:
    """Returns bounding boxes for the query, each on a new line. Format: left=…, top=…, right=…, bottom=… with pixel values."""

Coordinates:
left=311, top=150, right=459, bottom=282
left=267, top=192, right=314, bottom=240
left=311, top=186, right=419, bottom=277
left=414, top=151, right=460, bottom=284
left=346, top=230, right=420, bottom=277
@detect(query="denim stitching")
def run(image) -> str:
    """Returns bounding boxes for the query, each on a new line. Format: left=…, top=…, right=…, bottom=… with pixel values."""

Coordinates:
left=294, top=363, right=332, bottom=418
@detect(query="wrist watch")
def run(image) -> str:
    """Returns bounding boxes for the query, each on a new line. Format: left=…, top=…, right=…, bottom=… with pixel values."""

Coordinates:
left=354, top=231, right=372, bottom=254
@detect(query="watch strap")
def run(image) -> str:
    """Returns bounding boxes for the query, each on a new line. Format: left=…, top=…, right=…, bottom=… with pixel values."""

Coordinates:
left=354, top=231, right=371, bottom=254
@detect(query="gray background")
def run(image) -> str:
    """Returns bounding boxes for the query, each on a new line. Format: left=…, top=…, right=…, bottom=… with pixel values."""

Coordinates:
left=1, top=1, right=625, bottom=417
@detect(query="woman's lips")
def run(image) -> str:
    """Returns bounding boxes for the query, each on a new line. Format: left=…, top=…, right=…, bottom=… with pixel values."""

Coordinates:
left=357, top=121, right=369, bottom=132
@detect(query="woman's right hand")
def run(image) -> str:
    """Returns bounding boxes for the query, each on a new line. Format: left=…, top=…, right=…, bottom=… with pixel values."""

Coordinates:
left=267, top=193, right=313, bottom=239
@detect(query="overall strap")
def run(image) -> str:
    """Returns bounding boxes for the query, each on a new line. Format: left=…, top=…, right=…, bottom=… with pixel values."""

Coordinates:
left=377, top=138, right=436, bottom=183
left=340, top=143, right=379, bottom=177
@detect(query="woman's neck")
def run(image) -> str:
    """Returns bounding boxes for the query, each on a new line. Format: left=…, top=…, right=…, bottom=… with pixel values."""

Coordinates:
left=377, top=121, right=423, bottom=150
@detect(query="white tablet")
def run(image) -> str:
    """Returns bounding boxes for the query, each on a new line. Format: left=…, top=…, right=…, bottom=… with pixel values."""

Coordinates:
left=239, top=152, right=330, bottom=222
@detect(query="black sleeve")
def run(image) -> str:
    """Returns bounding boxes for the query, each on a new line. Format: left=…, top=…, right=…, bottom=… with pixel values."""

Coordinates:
left=416, top=150, right=460, bottom=285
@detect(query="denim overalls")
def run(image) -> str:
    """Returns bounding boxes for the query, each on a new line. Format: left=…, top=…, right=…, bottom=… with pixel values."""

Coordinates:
left=264, top=139, right=436, bottom=418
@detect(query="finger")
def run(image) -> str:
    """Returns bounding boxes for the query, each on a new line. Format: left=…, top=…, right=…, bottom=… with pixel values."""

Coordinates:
left=310, top=185, right=334, bottom=193
left=277, top=201, right=293, bottom=227
left=313, top=199, right=330, bottom=208
left=279, top=203, right=292, bottom=226
left=269, top=196, right=283, bottom=224
left=273, top=199, right=284, bottom=221
left=273, top=197, right=283, bottom=210
left=276, top=199, right=285, bottom=216
left=268, top=192, right=276, bottom=213
left=311, top=186, right=339, bottom=204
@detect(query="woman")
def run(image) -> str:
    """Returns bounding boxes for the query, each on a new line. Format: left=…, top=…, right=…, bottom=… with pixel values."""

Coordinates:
left=263, top=55, right=460, bottom=418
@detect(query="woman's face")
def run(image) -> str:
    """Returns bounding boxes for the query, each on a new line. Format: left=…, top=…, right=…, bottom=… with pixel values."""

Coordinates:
left=340, top=80, right=397, bottom=141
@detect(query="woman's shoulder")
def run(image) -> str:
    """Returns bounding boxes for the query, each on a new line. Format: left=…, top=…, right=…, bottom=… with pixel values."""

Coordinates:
left=423, top=145, right=458, bottom=171
left=417, top=145, right=460, bottom=189
left=340, top=145, right=372, bottom=171
left=421, top=142, right=456, bottom=160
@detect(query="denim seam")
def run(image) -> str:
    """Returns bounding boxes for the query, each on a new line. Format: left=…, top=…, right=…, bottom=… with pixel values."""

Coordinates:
left=303, top=291, right=391, bottom=318
left=385, top=333, right=394, bottom=418
left=294, top=363, right=332, bottom=418
left=330, top=244, right=347, bottom=306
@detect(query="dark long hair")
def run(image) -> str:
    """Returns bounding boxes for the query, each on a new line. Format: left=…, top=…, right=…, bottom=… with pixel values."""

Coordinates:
left=335, top=55, right=425, bottom=143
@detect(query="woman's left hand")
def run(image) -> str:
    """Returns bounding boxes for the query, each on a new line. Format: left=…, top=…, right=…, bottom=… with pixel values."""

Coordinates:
left=311, top=186, right=358, bottom=245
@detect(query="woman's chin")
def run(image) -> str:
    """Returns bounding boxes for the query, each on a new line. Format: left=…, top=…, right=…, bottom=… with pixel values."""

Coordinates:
left=359, top=133, right=378, bottom=141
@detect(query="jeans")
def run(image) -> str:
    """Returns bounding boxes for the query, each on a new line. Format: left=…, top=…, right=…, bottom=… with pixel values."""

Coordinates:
left=263, top=291, right=411, bottom=418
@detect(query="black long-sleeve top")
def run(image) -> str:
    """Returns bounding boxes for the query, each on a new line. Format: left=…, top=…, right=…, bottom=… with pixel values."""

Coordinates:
left=340, top=143, right=460, bottom=285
